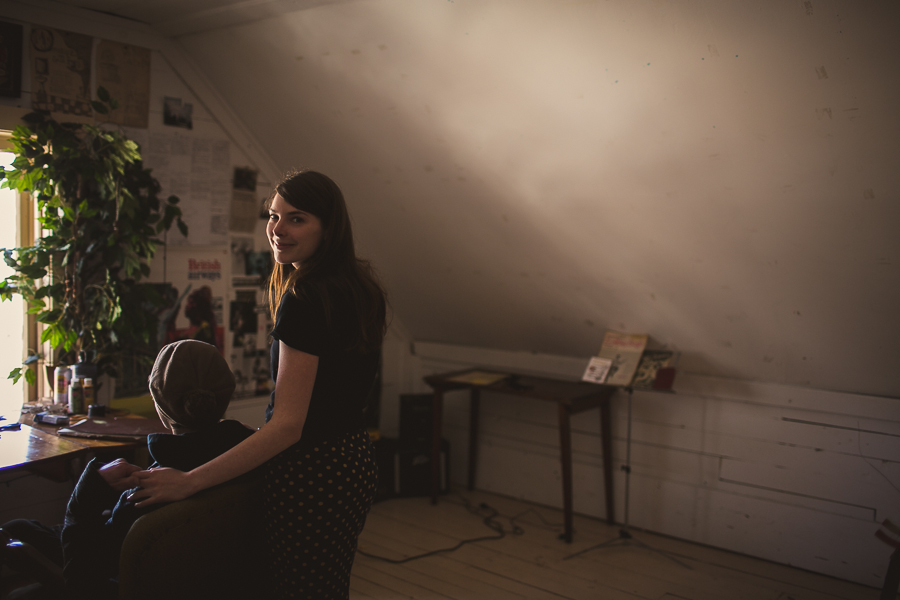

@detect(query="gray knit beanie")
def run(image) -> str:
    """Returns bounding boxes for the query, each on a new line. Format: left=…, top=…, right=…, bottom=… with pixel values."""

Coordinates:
left=149, top=340, right=236, bottom=430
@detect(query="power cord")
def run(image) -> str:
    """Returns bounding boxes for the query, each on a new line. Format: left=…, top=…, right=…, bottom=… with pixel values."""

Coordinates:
left=357, top=495, right=526, bottom=565
left=447, top=493, right=562, bottom=532
left=508, top=507, right=565, bottom=533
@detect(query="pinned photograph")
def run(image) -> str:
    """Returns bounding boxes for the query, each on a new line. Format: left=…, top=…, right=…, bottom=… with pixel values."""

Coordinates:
left=163, top=96, right=193, bottom=129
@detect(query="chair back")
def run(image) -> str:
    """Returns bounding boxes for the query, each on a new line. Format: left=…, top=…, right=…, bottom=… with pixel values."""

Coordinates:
left=118, top=473, right=266, bottom=600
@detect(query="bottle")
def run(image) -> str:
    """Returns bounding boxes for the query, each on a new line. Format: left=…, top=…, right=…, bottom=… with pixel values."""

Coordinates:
left=82, top=377, right=95, bottom=408
left=68, top=377, right=84, bottom=415
left=54, top=366, right=71, bottom=405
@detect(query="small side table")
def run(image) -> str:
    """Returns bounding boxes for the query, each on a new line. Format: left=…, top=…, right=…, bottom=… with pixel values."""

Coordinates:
left=423, top=369, right=617, bottom=543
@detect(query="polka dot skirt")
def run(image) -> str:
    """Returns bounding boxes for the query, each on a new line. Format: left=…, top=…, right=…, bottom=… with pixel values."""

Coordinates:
left=263, top=428, right=378, bottom=599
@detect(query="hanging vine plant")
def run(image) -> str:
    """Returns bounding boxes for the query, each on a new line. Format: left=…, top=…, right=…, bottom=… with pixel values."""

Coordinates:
left=0, top=88, right=187, bottom=386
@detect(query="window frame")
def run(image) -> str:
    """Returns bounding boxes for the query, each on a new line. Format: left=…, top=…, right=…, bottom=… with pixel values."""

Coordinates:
left=1, top=129, right=41, bottom=403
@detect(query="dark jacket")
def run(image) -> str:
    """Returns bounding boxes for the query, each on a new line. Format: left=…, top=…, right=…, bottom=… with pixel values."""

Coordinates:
left=61, top=419, right=255, bottom=599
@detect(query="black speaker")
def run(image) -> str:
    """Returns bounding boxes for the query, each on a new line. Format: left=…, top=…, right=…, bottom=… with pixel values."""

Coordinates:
left=372, top=437, right=398, bottom=503
left=397, top=437, right=450, bottom=497
left=399, top=393, right=435, bottom=448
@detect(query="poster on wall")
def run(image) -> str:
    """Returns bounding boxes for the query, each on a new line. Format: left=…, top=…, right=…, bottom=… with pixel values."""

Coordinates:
left=229, top=237, right=272, bottom=398
left=130, top=130, right=231, bottom=246
left=0, top=21, right=23, bottom=98
left=117, top=247, right=229, bottom=398
left=162, top=247, right=228, bottom=351
left=230, top=167, right=259, bottom=233
left=163, top=96, right=192, bottom=129
left=230, top=287, right=271, bottom=398
left=96, top=39, right=151, bottom=128
left=30, top=27, right=93, bottom=117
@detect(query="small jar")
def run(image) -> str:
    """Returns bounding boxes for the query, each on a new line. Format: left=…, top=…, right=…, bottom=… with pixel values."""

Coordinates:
left=68, top=377, right=84, bottom=415
left=82, top=377, right=95, bottom=407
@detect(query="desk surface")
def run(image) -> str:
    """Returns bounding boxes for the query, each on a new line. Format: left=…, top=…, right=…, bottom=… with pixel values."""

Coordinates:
left=22, top=411, right=146, bottom=449
left=0, top=423, right=89, bottom=473
left=424, top=369, right=616, bottom=406
left=1, top=409, right=147, bottom=476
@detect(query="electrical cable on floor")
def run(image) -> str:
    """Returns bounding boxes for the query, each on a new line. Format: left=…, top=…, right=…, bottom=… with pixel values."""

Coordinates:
left=356, top=495, right=526, bottom=565
left=446, top=494, right=563, bottom=533
left=508, top=507, right=564, bottom=533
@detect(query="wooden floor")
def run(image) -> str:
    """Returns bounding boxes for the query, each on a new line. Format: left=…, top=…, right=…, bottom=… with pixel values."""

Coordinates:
left=353, top=490, right=886, bottom=600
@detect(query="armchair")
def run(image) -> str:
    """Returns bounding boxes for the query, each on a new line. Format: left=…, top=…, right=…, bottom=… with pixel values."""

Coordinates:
left=118, top=473, right=266, bottom=600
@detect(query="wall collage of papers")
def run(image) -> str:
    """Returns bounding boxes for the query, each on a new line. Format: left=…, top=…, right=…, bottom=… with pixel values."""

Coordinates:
left=0, top=20, right=273, bottom=400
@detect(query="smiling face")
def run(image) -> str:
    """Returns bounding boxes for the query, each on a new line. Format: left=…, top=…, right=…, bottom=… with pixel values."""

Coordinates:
left=266, top=192, right=324, bottom=269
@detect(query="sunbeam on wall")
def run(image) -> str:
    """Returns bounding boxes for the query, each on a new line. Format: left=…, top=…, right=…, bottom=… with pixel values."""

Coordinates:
left=178, top=0, right=900, bottom=397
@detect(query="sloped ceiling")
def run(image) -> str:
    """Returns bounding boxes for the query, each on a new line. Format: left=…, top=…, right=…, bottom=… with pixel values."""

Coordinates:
left=58, top=0, right=900, bottom=397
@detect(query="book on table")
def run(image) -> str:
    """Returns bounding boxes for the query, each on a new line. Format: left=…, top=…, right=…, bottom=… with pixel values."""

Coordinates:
left=596, top=331, right=648, bottom=386
left=631, top=349, right=678, bottom=390
left=581, top=356, right=613, bottom=384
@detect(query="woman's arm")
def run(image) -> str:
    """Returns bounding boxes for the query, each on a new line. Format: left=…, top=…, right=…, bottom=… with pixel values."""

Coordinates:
left=129, top=342, right=318, bottom=507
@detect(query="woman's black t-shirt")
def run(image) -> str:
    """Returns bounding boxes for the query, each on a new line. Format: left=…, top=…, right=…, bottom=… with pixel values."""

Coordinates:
left=265, top=283, right=379, bottom=445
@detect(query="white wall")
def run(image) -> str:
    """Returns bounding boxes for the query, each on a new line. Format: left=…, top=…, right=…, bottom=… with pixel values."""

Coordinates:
left=176, top=0, right=900, bottom=399
left=380, top=334, right=900, bottom=587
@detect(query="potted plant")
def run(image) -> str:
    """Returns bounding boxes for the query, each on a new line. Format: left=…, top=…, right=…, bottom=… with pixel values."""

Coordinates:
left=0, top=88, right=187, bottom=392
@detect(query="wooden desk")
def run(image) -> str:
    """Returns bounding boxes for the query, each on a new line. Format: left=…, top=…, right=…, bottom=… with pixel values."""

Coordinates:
left=0, top=423, right=90, bottom=481
left=1, top=410, right=146, bottom=481
left=424, top=369, right=617, bottom=543
left=24, top=411, right=143, bottom=451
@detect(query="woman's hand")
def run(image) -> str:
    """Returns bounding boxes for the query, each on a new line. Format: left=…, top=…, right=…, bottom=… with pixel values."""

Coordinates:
left=128, top=467, right=196, bottom=508
left=97, top=459, right=142, bottom=492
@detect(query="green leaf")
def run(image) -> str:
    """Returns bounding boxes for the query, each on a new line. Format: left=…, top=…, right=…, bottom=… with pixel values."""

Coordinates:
left=19, top=265, right=47, bottom=279
left=91, top=101, right=109, bottom=115
left=36, top=309, right=61, bottom=324
left=97, top=86, right=110, bottom=103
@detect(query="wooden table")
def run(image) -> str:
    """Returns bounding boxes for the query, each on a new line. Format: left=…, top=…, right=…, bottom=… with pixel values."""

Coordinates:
left=0, top=422, right=91, bottom=481
left=423, top=369, right=618, bottom=543
left=0, top=409, right=145, bottom=482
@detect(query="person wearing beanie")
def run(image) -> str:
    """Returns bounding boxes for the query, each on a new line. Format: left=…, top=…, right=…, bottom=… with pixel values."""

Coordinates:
left=149, top=338, right=237, bottom=433
left=2, top=341, right=255, bottom=600
left=132, top=171, right=386, bottom=600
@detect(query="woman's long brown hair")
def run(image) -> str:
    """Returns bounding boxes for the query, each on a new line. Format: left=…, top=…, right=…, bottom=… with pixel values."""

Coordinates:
left=266, top=170, right=387, bottom=353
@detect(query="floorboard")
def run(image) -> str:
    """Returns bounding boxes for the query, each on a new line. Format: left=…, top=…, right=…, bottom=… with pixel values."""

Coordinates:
left=353, top=490, right=888, bottom=600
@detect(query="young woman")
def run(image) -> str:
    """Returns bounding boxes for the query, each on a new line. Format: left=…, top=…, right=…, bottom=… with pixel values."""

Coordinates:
left=133, top=170, right=386, bottom=599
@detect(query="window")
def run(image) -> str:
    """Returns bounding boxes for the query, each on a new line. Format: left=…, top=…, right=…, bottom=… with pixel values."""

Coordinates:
left=0, top=150, right=26, bottom=419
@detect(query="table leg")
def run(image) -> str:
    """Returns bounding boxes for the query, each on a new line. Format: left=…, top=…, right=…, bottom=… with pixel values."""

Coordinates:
left=558, top=402, right=574, bottom=543
left=600, top=399, right=615, bottom=525
left=431, top=389, right=444, bottom=505
left=468, top=388, right=480, bottom=491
